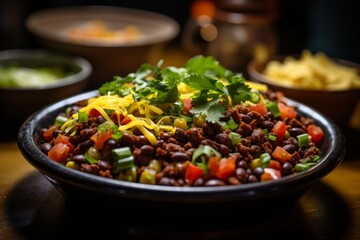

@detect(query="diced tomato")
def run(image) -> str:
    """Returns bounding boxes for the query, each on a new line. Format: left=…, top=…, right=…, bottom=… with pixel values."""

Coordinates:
left=272, top=146, right=292, bottom=162
left=269, top=160, right=282, bottom=171
left=271, top=121, right=287, bottom=141
left=48, top=142, right=70, bottom=163
left=216, top=155, right=236, bottom=180
left=277, top=102, right=297, bottom=120
left=307, top=124, right=324, bottom=143
left=249, top=101, right=267, bottom=116
left=54, top=134, right=70, bottom=145
left=185, top=162, right=204, bottom=184
left=261, top=168, right=281, bottom=182
left=110, top=112, right=120, bottom=124
left=90, top=128, right=113, bottom=149
left=121, top=116, right=132, bottom=125
left=182, top=98, right=193, bottom=114
left=42, top=126, right=58, bottom=142
left=208, top=156, right=220, bottom=176
left=89, top=108, right=101, bottom=118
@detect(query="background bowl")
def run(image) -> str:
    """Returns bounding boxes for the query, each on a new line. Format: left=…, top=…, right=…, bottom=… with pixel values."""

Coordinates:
left=0, top=49, right=92, bottom=139
left=247, top=55, right=360, bottom=130
left=26, top=5, right=180, bottom=89
left=17, top=90, right=345, bottom=213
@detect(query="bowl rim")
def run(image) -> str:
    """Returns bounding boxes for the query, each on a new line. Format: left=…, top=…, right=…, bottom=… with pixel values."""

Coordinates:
left=247, top=54, right=360, bottom=93
left=0, top=49, right=92, bottom=91
left=17, top=90, right=346, bottom=203
left=25, top=5, right=180, bottom=48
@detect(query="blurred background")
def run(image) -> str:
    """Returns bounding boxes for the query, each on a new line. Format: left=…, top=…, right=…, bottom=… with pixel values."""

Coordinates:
left=1, top=0, right=359, bottom=64
left=1, top=0, right=359, bottom=131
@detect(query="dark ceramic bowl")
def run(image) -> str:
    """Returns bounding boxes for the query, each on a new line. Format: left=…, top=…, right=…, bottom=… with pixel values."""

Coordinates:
left=0, top=49, right=92, bottom=139
left=17, top=90, right=346, bottom=214
left=247, top=55, right=360, bottom=129
left=26, top=5, right=180, bottom=89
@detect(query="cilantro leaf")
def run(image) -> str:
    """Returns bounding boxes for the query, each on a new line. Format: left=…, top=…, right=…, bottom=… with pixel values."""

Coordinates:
left=185, top=55, right=233, bottom=78
left=190, top=98, right=225, bottom=123
left=183, top=74, right=219, bottom=92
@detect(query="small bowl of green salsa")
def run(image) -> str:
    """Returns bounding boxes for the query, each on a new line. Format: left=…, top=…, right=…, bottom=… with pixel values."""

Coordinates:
left=0, top=49, right=92, bottom=139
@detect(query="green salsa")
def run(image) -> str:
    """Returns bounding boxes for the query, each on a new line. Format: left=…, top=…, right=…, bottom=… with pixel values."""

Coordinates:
left=0, top=66, right=70, bottom=88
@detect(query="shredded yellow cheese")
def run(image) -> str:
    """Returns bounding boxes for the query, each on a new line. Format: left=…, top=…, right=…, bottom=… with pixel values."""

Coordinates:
left=61, top=93, right=175, bottom=145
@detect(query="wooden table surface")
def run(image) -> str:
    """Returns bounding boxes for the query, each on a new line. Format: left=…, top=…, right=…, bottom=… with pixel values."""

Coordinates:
left=0, top=47, right=359, bottom=240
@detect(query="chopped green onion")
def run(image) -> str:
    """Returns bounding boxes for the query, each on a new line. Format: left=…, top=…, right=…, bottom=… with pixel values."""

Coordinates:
left=229, top=132, right=241, bottom=145
left=312, top=155, right=321, bottom=162
left=112, top=147, right=132, bottom=159
left=294, top=162, right=316, bottom=171
left=227, top=117, right=238, bottom=130
left=192, top=145, right=221, bottom=163
left=84, top=152, right=99, bottom=164
left=112, top=132, right=124, bottom=141
left=114, top=156, right=134, bottom=173
left=98, top=121, right=117, bottom=133
left=266, top=101, right=281, bottom=118
left=64, top=124, right=75, bottom=134
left=297, top=133, right=309, bottom=148
left=268, top=135, right=277, bottom=141
left=260, top=152, right=271, bottom=168
left=219, top=121, right=230, bottom=130
left=261, top=128, right=269, bottom=135
left=78, top=111, right=88, bottom=123
left=54, top=115, right=68, bottom=126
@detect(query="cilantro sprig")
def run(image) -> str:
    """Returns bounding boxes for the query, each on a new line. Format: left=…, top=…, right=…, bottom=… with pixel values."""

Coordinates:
left=97, top=55, right=259, bottom=123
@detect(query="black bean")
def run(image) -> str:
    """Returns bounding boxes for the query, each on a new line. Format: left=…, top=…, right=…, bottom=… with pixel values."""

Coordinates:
left=97, top=160, right=112, bottom=170
left=249, top=145, right=262, bottom=158
left=236, top=168, right=248, bottom=182
left=96, top=115, right=106, bottom=124
left=282, top=144, right=296, bottom=154
left=135, top=135, right=150, bottom=147
left=214, top=133, right=232, bottom=148
left=237, top=160, right=247, bottom=169
left=262, top=120, right=275, bottom=132
left=155, top=139, right=165, bottom=148
left=104, top=139, right=118, bottom=150
left=140, top=145, right=154, bottom=155
left=120, top=133, right=135, bottom=146
left=282, top=162, right=293, bottom=176
left=40, top=143, right=52, bottom=154
left=174, top=128, right=188, bottom=143
left=248, top=174, right=258, bottom=183
left=228, top=177, right=241, bottom=185
left=288, top=127, right=305, bottom=137
left=171, top=152, right=190, bottom=162
left=193, top=178, right=204, bottom=186
left=79, top=139, right=94, bottom=151
left=52, top=129, right=62, bottom=138
left=204, top=179, right=225, bottom=186
left=72, top=154, right=87, bottom=164
left=158, top=177, right=176, bottom=186
left=253, top=167, right=264, bottom=178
